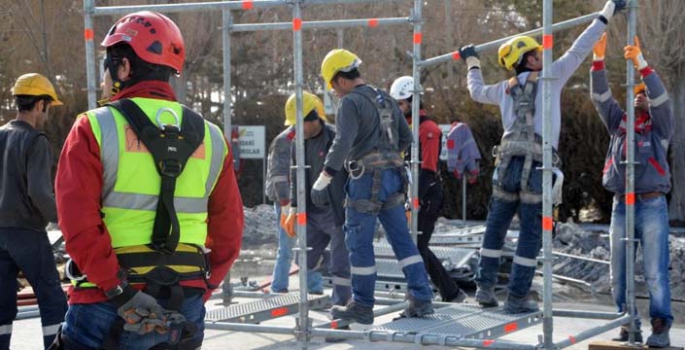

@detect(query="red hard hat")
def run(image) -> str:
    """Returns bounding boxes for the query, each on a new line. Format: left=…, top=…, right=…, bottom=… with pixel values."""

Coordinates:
left=102, top=11, right=185, bottom=74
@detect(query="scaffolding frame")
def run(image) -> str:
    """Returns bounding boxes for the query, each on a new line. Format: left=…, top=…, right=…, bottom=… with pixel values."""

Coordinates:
left=81, top=0, right=641, bottom=349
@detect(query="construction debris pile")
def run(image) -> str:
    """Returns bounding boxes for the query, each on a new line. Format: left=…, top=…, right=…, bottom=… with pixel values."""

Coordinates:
left=551, top=222, right=685, bottom=302
left=223, top=206, right=685, bottom=301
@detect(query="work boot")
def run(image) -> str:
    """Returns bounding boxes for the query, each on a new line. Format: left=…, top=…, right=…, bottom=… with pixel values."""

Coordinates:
left=396, top=299, right=435, bottom=319
left=443, top=289, right=467, bottom=303
left=324, top=325, right=350, bottom=343
left=270, top=288, right=289, bottom=294
left=330, top=301, right=374, bottom=325
left=475, top=285, right=498, bottom=308
left=611, top=326, right=642, bottom=343
left=503, top=294, right=539, bottom=314
left=646, top=318, right=670, bottom=348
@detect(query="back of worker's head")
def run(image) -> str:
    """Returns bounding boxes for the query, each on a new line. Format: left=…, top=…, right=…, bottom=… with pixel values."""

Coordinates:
left=497, top=36, right=542, bottom=74
left=102, top=11, right=185, bottom=89
left=11, top=73, right=63, bottom=113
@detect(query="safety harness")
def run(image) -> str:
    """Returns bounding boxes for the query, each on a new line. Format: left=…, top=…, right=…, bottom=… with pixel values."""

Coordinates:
left=63, top=99, right=210, bottom=349
left=344, top=88, right=406, bottom=214
left=493, top=72, right=563, bottom=207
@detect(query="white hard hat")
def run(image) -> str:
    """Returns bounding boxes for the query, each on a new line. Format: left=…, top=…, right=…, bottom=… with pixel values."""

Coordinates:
left=390, top=76, right=414, bottom=101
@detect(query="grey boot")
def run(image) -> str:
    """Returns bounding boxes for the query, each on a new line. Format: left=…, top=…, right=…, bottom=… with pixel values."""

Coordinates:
left=330, top=301, right=374, bottom=325
left=646, top=318, right=670, bottom=348
left=397, top=299, right=435, bottom=319
left=611, top=326, right=642, bottom=343
left=475, top=285, right=498, bottom=308
left=503, top=294, right=539, bottom=314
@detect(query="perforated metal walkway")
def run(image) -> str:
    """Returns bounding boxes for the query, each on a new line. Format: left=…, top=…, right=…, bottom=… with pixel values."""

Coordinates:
left=374, top=303, right=542, bottom=341
left=205, top=293, right=330, bottom=324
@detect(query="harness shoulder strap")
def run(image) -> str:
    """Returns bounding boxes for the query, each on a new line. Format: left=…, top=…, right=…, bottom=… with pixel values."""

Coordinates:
left=106, top=99, right=205, bottom=253
left=350, top=87, right=397, bottom=152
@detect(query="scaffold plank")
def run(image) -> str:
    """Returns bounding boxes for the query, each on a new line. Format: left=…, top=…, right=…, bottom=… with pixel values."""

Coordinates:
left=205, top=293, right=330, bottom=324
left=374, top=304, right=542, bottom=340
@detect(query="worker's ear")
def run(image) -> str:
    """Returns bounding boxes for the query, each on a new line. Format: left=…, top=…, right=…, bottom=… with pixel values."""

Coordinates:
left=117, top=57, right=132, bottom=82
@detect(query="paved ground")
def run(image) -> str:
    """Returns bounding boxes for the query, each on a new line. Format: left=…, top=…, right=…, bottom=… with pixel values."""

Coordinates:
left=11, top=292, right=684, bottom=349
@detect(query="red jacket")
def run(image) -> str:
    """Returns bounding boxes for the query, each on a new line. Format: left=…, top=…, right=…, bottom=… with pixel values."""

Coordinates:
left=418, top=112, right=441, bottom=173
left=55, top=82, right=244, bottom=304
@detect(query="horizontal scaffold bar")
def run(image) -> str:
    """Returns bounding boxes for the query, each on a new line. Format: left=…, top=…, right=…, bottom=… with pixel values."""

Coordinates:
left=92, top=0, right=409, bottom=16
left=421, top=11, right=599, bottom=68
left=231, top=17, right=410, bottom=32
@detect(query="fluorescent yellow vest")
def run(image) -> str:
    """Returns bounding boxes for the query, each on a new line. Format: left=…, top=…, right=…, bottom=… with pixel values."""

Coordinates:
left=86, top=98, right=227, bottom=251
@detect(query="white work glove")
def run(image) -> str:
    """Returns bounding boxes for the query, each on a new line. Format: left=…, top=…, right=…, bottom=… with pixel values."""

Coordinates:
left=600, top=0, right=625, bottom=22
left=312, top=172, right=332, bottom=191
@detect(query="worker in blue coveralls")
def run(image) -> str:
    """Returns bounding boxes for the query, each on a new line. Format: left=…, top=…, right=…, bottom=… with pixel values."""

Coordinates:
left=316, top=49, right=434, bottom=325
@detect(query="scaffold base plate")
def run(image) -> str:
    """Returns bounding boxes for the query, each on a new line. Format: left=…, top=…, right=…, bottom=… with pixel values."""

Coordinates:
left=374, top=303, right=542, bottom=340
left=205, top=292, right=331, bottom=324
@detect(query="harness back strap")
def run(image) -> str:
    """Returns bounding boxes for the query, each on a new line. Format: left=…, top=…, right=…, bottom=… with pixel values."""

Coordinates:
left=350, top=88, right=397, bottom=152
left=498, top=72, right=539, bottom=189
left=107, top=99, right=206, bottom=254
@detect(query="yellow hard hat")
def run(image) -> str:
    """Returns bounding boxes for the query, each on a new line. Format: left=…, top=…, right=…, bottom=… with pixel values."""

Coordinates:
left=634, top=82, right=646, bottom=95
left=320, top=49, right=362, bottom=90
left=11, top=73, right=63, bottom=106
left=284, top=91, right=327, bottom=126
left=497, top=36, right=542, bottom=71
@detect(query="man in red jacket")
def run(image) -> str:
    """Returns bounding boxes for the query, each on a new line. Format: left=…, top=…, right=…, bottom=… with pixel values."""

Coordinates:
left=54, top=11, right=243, bottom=349
left=390, top=76, right=466, bottom=304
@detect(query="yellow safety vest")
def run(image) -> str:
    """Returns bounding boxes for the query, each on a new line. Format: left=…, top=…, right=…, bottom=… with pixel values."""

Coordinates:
left=73, top=98, right=227, bottom=287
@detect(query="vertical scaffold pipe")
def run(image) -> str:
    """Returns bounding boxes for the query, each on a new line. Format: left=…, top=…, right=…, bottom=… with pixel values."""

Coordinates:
left=409, top=0, right=423, bottom=243
left=83, top=0, right=97, bottom=109
left=222, top=7, right=233, bottom=138
left=625, top=0, right=638, bottom=344
left=540, top=0, right=555, bottom=348
left=291, top=1, right=310, bottom=347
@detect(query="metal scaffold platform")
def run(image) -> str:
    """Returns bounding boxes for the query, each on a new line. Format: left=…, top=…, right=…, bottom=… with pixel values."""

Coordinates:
left=205, top=292, right=330, bottom=324
left=80, top=0, right=646, bottom=348
left=374, top=304, right=542, bottom=342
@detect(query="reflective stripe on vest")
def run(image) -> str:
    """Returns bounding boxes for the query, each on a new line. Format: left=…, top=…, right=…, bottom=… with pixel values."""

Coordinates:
left=87, top=98, right=227, bottom=248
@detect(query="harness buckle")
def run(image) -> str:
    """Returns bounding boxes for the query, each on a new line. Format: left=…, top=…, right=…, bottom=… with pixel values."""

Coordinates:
left=346, top=160, right=365, bottom=180
left=160, top=159, right=183, bottom=178
left=65, top=259, right=87, bottom=282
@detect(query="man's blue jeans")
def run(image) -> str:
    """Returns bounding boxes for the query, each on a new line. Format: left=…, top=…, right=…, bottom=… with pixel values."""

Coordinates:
left=61, top=294, right=205, bottom=350
left=0, top=228, right=68, bottom=349
left=610, top=195, right=673, bottom=328
left=345, top=168, right=433, bottom=307
left=476, top=157, right=542, bottom=299
left=270, top=203, right=322, bottom=293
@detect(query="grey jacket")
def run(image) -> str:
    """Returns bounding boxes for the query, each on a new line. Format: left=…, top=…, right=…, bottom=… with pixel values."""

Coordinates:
left=324, top=85, right=412, bottom=175
left=446, top=122, right=481, bottom=177
left=467, top=18, right=606, bottom=149
left=590, top=65, right=673, bottom=195
left=290, top=122, right=347, bottom=226
left=0, top=120, right=57, bottom=231
left=265, top=126, right=295, bottom=204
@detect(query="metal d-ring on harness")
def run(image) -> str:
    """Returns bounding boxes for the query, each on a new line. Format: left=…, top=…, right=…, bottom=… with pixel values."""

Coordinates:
left=344, top=87, right=406, bottom=214
left=493, top=72, right=561, bottom=204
